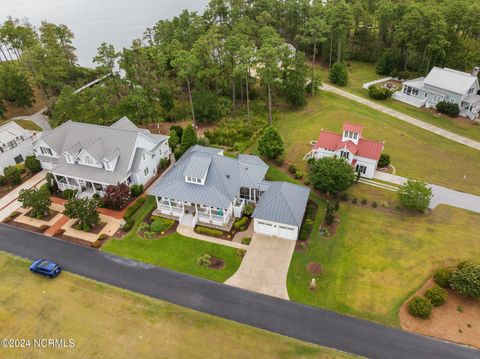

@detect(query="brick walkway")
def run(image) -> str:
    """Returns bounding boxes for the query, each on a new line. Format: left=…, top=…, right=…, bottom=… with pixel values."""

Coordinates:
left=44, top=215, right=69, bottom=237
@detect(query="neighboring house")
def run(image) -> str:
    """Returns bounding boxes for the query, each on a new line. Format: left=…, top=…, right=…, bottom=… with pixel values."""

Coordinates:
left=148, top=145, right=310, bottom=240
left=33, top=117, right=170, bottom=197
left=0, top=121, right=37, bottom=175
left=308, top=123, right=383, bottom=179
left=392, top=66, right=480, bottom=120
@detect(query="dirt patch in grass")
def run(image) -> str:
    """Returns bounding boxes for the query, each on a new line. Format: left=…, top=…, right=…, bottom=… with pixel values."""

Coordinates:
left=399, top=278, right=480, bottom=349
left=307, top=262, right=323, bottom=275
left=209, top=257, right=225, bottom=270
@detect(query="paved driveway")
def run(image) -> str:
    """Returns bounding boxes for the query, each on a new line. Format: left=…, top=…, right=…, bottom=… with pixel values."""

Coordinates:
left=225, top=234, right=295, bottom=299
left=374, top=171, right=480, bottom=213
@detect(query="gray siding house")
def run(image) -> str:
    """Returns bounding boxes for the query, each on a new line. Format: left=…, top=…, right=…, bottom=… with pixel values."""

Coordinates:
left=392, top=67, right=480, bottom=120
left=33, top=117, right=170, bottom=197
left=148, top=145, right=310, bottom=240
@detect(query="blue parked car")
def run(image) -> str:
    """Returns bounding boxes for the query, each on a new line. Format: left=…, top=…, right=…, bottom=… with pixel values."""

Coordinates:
left=29, top=259, right=62, bottom=278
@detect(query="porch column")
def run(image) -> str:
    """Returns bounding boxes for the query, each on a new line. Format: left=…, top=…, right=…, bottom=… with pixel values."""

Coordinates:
left=209, top=207, right=212, bottom=220
left=168, top=198, right=172, bottom=211
left=76, top=178, right=81, bottom=191
left=53, top=174, right=60, bottom=188
left=194, top=203, right=198, bottom=214
left=155, top=196, right=160, bottom=209
left=223, top=209, right=226, bottom=223
left=91, top=182, right=96, bottom=194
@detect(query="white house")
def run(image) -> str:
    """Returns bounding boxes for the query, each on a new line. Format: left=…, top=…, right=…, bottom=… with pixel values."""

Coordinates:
left=0, top=121, right=38, bottom=175
left=33, top=117, right=170, bottom=197
left=148, top=145, right=310, bottom=240
left=309, top=123, right=384, bottom=179
left=392, top=66, right=480, bottom=120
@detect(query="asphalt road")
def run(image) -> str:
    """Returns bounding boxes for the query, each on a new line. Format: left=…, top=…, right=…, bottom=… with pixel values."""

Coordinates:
left=0, top=224, right=478, bottom=359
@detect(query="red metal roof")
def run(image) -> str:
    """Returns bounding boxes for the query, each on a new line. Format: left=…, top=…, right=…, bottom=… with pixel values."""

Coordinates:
left=313, top=129, right=383, bottom=161
left=342, top=123, right=363, bottom=134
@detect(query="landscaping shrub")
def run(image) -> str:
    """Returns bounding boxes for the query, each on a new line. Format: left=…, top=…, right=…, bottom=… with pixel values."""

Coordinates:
left=372, top=201, right=378, bottom=208
left=407, top=296, right=433, bottom=319
left=294, top=171, right=304, bottom=179
left=288, top=164, right=297, bottom=174
left=39, top=183, right=51, bottom=194
left=63, top=197, right=100, bottom=232
left=160, top=158, right=170, bottom=169
left=241, top=237, right=251, bottom=245
left=39, top=224, right=49, bottom=232
left=104, top=183, right=131, bottom=210
left=91, top=240, right=102, bottom=249
left=434, top=267, right=453, bottom=288
left=197, top=254, right=212, bottom=267
left=25, top=155, right=42, bottom=173
left=122, top=218, right=134, bottom=231
left=130, top=184, right=144, bottom=197
left=123, top=197, right=145, bottom=220
left=151, top=218, right=175, bottom=233
left=378, top=154, right=391, bottom=168
left=62, top=189, right=77, bottom=200
left=361, top=198, right=367, bottom=205
left=196, top=226, right=223, bottom=237
left=0, top=175, right=6, bottom=186
left=324, top=200, right=339, bottom=225
left=436, top=101, right=460, bottom=117
left=233, top=216, right=249, bottom=231
left=303, top=178, right=310, bottom=186
left=98, top=233, right=109, bottom=240
left=425, top=286, right=447, bottom=307
left=450, top=261, right=480, bottom=299
left=236, top=249, right=246, bottom=257
left=242, top=204, right=254, bottom=217
left=397, top=180, right=432, bottom=213
left=45, top=173, right=57, bottom=193
left=329, top=62, right=348, bottom=86
left=351, top=198, right=357, bottom=204
left=4, top=165, right=21, bottom=185
left=299, top=229, right=309, bottom=241
left=368, top=85, right=392, bottom=100
left=397, top=71, right=410, bottom=80
left=258, top=126, right=284, bottom=160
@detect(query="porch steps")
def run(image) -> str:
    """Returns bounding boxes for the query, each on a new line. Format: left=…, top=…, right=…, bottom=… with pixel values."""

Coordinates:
left=180, top=213, right=197, bottom=228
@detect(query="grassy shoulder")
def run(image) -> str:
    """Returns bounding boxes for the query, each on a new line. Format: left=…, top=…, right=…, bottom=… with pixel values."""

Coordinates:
left=316, top=60, right=480, bottom=142
left=274, top=91, right=480, bottom=195
left=0, top=253, right=354, bottom=359
left=102, top=196, right=242, bottom=283
left=287, top=203, right=480, bottom=326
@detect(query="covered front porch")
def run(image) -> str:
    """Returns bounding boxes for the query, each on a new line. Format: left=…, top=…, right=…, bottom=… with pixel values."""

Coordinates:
left=52, top=173, right=117, bottom=198
left=153, top=196, right=245, bottom=230
left=460, top=94, right=480, bottom=120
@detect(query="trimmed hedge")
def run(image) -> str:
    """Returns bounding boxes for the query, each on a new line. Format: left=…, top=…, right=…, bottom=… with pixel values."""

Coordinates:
left=425, top=286, right=447, bottom=307
left=368, top=85, right=392, bottom=100
left=407, top=296, right=432, bottom=319
left=122, top=218, right=134, bottom=231
left=436, top=101, right=460, bottom=117
left=196, top=226, right=223, bottom=237
left=123, top=197, right=146, bottom=220
left=433, top=267, right=453, bottom=288
left=151, top=218, right=175, bottom=233
left=233, top=216, right=248, bottom=231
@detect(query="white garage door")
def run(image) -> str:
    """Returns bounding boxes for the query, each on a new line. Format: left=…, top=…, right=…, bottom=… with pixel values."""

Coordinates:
left=254, top=219, right=297, bottom=240
left=278, top=225, right=297, bottom=240
left=254, top=219, right=274, bottom=236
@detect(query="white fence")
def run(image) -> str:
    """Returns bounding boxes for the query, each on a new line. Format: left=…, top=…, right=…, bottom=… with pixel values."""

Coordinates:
left=362, top=77, right=393, bottom=89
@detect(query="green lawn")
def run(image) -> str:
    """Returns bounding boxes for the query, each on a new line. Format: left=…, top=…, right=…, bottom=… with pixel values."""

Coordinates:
left=0, top=253, right=354, bottom=359
left=102, top=196, right=242, bottom=282
left=316, top=60, right=480, bottom=141
left=287, top=203, right=480, bottom=326
left=0, top=119, right=42, bottom=131
left=274, top=91, right=480, bottom=195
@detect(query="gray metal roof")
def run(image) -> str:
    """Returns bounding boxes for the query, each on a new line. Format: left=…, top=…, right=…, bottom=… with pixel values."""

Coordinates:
left=37, top=117, right=168, bottom=184
left=184, top=156, right=211, bottom=179
left=252, top=182, right=310, bottom=227
left=424, top=67, right=478, bottom=95
left=0, top=121, right=30, bottom=147
left=149, top=146, right=265, bottom=208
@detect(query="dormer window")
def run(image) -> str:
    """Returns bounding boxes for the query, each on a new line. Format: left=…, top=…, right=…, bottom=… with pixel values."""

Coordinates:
left=105, top=162, right=111, bottom=170
left=65, top=153, right=73, bottom=164
left=84, top=156, right=93, bottom=165
left=40, top=147, right=53, bottom=156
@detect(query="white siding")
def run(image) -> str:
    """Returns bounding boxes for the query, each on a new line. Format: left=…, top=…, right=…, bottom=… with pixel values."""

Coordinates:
left=0, top=139, right=33, bottom=175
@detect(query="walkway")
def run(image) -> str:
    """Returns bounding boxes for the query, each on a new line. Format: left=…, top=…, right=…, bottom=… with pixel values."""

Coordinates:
left=176, top=224, right=248, bottom=250
left=1, top=225, right=477, bottom=359
left=374, top=171, right=480, bottom=213
left=0, top=170, right=46, bottom=221
left=43, top=215, right=69, bottom=237
left=12, top=106, right=50, bottom=131
left=321, top=84, right=480, bottom=151
left=225, top=234, right=296, bottom=300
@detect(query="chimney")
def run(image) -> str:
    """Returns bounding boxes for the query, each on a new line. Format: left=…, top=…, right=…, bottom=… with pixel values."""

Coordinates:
left=472, top=67, right=479, bottom=77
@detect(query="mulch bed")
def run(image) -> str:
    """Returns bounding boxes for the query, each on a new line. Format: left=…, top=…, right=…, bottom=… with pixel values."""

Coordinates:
left=208, top=257, right=225, bottom=270
left=295, top=238, right=309, bottom=252
left=195, top=217, right=252, bottom=241
left=307, top=262, right=323, bottom=275
left=72, top=221, right=107, bottom=235
left=25, top=209, right=60, bottom=222
left=4, top=220, right=46, bottom=233
left=54, top=233, right=96, bottom=248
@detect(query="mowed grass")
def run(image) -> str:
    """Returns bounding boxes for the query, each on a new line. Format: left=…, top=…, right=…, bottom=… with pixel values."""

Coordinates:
left=287, top=204, right=480, bottom=326
left=274, top=91, right=480, bottom=195
left=102, top=196, right=242, bottom=283
left=0, top=119, right=42, bottom=131
left=0, top=253, right=355, bottom=359
left=316, top=60, right=480, bottom=141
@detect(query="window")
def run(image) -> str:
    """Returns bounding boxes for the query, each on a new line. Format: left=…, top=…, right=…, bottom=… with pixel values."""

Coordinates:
left=353, top=133, right=358, bottom=140
left=424, top=92, right=428, bottom=98
left=355, top=164, right=367, bottom=175
left=40, top=147, right=53, bottom=156
left=240, top=187, right=250, bottom=200
left=196, top=178, right=201, bottom=183
left=0, top=147, right=3, bottom=153
left=340, top=151, right=349, bottom=159
left=469, top=87, right=474, bottom=94
left=105, top=162, right=111, bottom=170
left=449, top=98, right=455, bottom=104
left=144, top=167, right=149, bottom=176
left=84, top=156, right=93, bottom=165
left=412, top=88, right=419, bottom=96
left=433, top=95, right=443, bottom=104
left=65, top=154, right=73, bottom=163
left=8, top=140, right=17, bottom=150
